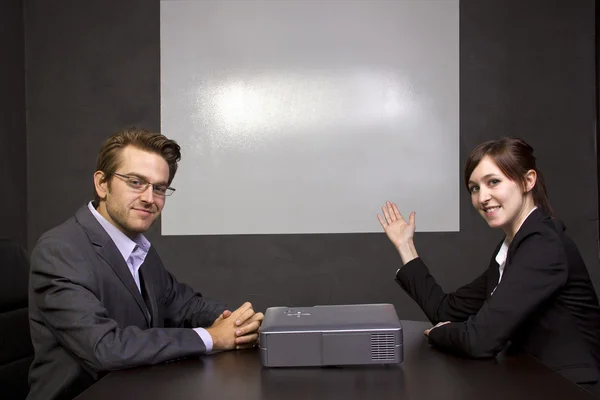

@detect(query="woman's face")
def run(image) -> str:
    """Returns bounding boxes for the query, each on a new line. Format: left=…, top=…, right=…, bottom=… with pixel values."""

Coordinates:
left=468, top=155, right=535, bottom=238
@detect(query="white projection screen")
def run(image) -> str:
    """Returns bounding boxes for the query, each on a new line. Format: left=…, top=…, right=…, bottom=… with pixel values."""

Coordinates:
left=160, top=0, right=459, bottom=235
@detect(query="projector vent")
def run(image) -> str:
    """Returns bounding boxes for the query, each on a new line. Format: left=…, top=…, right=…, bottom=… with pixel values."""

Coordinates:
left=370, top=333, right=396, bottom=361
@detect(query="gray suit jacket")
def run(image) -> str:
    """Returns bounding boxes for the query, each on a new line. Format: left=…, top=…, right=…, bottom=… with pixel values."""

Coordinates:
left=27, top=205, right=227, bottom=400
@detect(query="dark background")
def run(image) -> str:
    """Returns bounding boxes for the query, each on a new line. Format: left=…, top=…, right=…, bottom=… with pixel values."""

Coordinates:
left=0, top=0, right=26, bottom=248
left=1, top=0, right=597, bottom=321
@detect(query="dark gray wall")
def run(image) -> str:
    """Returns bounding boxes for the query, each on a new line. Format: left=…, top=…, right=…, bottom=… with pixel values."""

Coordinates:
left=25, top=0, right=598, bottom=321
left=0, top=0, right=26, bottom=248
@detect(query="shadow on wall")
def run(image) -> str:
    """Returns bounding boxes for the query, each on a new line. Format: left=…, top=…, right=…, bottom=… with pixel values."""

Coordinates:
left=0, top=239, right=33, bottom=400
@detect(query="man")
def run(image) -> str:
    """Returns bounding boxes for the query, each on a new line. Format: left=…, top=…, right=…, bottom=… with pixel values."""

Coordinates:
left=27, top=129, right=263, bottom=400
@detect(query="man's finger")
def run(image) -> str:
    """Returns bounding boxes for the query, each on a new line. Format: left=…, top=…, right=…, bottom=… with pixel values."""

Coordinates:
left=213, top=309, right=231, bottom=323
left=229, top=302, right=253, bottom=320
left=238, top=302, right=253, bottom=313
left=235, top=342, right=258, bottom=350
left=238, top=311, right=263, bottom=323
left=236, top=320, right=261, bottom=336
left=235, top=333, right=259, bottom=345
left=235, top=307, right=256, bottom=326
left=247, top=312, right=264, bottom=323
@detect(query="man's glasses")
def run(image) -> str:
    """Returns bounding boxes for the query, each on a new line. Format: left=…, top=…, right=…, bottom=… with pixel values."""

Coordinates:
left=112, top=173, right=176, bottom=197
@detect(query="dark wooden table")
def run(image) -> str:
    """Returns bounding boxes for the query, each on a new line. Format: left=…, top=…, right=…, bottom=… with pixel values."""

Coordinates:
left=76, top=320, right=595, bottom=399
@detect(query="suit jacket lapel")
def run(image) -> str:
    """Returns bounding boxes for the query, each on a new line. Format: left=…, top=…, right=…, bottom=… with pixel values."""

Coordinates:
left=97, top=244, right=151, bottom=326
left=486, top=240, right=503, bottom=299
left=75, top=205, right=151, bottom=327
left=505, top=208, right=547, bottom=270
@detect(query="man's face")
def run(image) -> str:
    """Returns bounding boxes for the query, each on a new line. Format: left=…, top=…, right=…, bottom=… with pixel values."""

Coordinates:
left=95, top=146, right=170, bottom=238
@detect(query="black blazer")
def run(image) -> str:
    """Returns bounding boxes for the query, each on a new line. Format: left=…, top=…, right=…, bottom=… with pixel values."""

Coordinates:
left=396, top=209, right=600, bottom=384
left=27, top=205, right=227, bottom=400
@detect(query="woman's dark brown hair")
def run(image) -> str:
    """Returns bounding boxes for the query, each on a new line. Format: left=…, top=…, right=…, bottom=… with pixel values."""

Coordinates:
left=464, top=137, right=553, bottom=216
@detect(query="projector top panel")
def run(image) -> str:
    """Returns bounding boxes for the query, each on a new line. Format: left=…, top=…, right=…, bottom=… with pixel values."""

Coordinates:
left=260, top=303, right=402, bottom=333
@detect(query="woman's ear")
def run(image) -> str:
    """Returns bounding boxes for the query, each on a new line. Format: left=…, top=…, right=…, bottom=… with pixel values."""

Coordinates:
left=93, top=171, right=108, bottom=200
left=524, top=169, right=537, bottom=193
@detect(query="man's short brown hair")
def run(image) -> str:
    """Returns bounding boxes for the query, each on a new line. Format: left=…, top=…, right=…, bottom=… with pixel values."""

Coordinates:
left=93, top=128, right=181, bottom=204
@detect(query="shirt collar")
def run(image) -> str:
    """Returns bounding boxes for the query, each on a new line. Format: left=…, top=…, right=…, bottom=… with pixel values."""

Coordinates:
left=88, top=201, right=151, bottom=261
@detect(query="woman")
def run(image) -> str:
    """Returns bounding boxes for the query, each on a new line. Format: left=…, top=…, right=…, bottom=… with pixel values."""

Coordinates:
left=378, top=137, right=600, bottom=390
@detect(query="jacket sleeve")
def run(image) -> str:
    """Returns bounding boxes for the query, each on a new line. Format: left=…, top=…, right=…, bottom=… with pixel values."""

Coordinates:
left=30, top=237, right=209, bottom=372
left=427, top=230, right=568, bottom=358
left=157, top=267, right=228, bottom=329
left=396, top=257, right=489, bottom=323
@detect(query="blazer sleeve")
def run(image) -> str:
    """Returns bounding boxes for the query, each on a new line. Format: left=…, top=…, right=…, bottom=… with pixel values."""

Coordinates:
left=427, top=230, right=568, bottom=358
left=158, top=268, right=228, bottom=329
left=396, top=257, right=489, bottom=324
left=30, top=237, right=209, bottom=372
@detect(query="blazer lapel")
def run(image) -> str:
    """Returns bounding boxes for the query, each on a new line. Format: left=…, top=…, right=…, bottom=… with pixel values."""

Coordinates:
left=505, top=208, right=547, bottom=270
left=97, top=244, right=151, bottom=326
left=76, top=205, right=151, bottom=327
left=486, top=240, right=503, bottom=298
